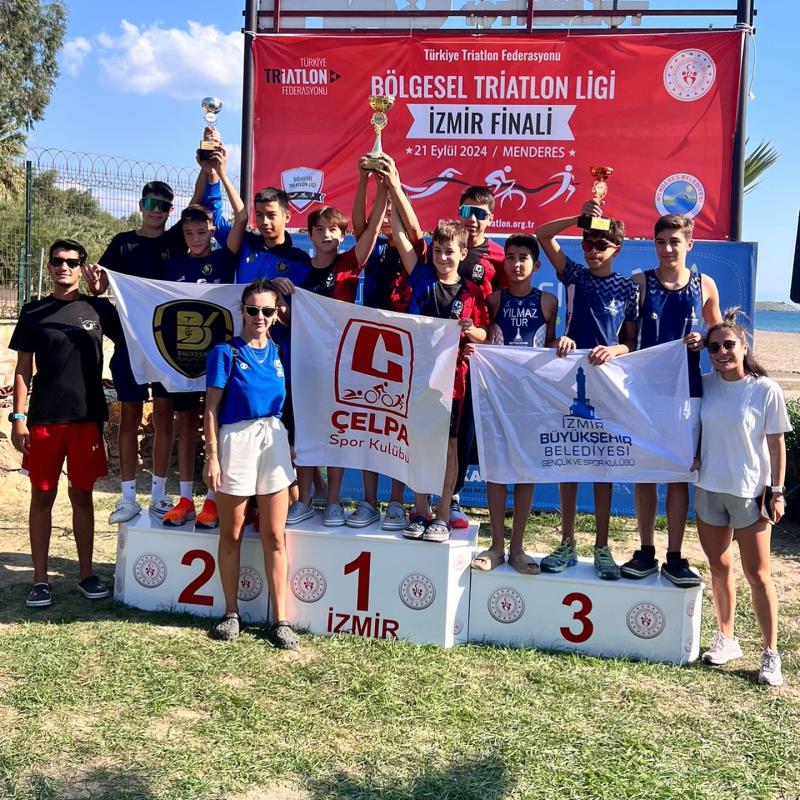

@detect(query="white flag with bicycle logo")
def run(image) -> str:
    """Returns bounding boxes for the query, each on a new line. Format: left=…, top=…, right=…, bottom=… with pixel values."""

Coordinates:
left=291, top=289, right=460, bottom=493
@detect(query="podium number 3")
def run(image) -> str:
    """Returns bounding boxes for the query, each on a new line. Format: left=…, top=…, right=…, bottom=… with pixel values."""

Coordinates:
left=560, top=592, right=594, bottom=643
left=344, top=551, right=371, bottom=612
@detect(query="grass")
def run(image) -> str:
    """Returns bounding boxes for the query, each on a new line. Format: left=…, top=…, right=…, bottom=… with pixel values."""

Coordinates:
left=1, top=462, right=799, bottom=800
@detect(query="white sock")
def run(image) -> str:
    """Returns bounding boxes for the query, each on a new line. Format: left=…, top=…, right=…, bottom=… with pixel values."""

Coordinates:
left=121, top=480, right=136, bottom=503
left=180, top=481, right=193, bottom=500
left=151, top=475, right=167, bottom=502
left=205, top=488, right=216, bottom=502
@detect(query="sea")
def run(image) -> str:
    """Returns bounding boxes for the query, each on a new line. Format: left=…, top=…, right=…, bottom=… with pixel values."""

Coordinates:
left=754, top=310, right=800, bottom=333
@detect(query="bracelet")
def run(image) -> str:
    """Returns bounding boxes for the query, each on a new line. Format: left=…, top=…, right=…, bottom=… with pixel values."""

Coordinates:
left=204, top=452, right=218, bottom=462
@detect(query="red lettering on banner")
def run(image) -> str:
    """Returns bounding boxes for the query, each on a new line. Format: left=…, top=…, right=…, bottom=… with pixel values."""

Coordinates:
left=330, top=410, right=409, bottom=445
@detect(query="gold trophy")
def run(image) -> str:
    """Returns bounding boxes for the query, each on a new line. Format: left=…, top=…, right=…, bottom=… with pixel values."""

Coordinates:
left=362, top=95, right=395, bottom=171
left=579, top=166, right=614, bottom=232
left=197, top=97, right=223, bottom=160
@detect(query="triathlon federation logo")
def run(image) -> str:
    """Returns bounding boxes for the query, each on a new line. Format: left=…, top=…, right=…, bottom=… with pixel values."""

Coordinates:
left=133, top=554, right=167, bottom=588
left=655, top=173, right=706, bottom=219
left=291, top=567, right=327, bottom=603
left=335, top=320, right=414, bottom=419
left=488, top=587, right=525, bottom=624
left=626, top=602, right=666, bottom=639
left=399, top=573, right=436, bottom=610
left=281, top=167, right=326, bottom=212
left=663, top=49, right=716, bottom=101
left=153, top=300, right=234, bottom=379
left=237, top=567, right=263, bottom=602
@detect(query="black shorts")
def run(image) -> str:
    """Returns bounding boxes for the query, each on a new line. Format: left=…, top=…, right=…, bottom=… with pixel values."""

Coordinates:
left=171, top=391, right=204, bottom=413
left=282, top=389, right=295, bottom=446
left=449, top=398, right=463, bottom=438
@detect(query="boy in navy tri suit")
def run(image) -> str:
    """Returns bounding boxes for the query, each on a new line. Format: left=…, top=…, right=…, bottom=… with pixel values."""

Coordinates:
left=393, top=215, right=489, bottom=543
left=348, top=153, right=424, bottom=531
left=536, top=201, right=639, bottom=580
left=159, top=149, right=247, bottom=528
left=471, top=234, right=559, bottom=573
left=620, top=213, right=721, bottom=586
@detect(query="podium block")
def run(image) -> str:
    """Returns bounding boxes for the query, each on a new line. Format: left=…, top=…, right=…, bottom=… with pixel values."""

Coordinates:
left=115, top=514, right=271, bottom=623
left=284, top=517, right=478, bottom=647
left=468, top=555, right=702, bottom=664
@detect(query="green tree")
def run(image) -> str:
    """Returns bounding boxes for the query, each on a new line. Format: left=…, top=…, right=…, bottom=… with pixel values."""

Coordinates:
left=744, top=139, right=779, bottom=194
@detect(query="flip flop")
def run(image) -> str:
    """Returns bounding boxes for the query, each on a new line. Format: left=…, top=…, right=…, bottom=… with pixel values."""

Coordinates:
left=508, top=552, right=541, bottom=575
left=471, top=549, right=505, bottom=571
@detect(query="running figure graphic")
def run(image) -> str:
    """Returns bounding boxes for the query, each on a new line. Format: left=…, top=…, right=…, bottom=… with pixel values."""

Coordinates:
left=539, top=164, right=577, bottom=206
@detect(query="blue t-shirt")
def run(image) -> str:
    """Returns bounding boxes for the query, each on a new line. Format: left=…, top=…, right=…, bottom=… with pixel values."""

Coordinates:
left=206, top=336, right=285, bottom=425
left=559, top=256, right=639, bottom=349
left=164, top=248, right=236, bottom=284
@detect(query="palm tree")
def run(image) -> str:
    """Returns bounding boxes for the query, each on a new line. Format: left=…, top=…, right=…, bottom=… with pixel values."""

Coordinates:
left=744, top=138, right=779, bottom=193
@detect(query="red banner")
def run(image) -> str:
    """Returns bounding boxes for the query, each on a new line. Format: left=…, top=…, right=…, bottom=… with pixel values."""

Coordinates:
left=253, top=32, right=742, bottom=240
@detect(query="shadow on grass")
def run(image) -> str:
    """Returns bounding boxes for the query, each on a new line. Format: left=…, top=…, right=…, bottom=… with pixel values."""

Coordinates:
left=21, top=766, right=156, bottom=800
left=302, top=755, right=510, bottom=800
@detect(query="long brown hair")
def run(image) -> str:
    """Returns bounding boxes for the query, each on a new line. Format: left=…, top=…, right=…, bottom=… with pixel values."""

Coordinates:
left=705, top=307, right=767, bottom=378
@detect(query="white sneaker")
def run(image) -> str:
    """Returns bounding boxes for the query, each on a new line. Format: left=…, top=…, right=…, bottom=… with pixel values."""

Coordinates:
left=702, top=631, right=744, bottom=666
left=108, top=498, right=142, bottom=524
left=149, top=495, right=175, bottom=517
left=758, top=649, right=784, bottom=686
left=381, top=501, right=408, bottom=531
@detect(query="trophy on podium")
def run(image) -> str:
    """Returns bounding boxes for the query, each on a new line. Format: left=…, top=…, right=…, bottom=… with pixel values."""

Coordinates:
left=579, top=166, right=614, bottom=233
left=362, top=95, right=395, bottom=171
left=197, top=97, right=223, bottom=160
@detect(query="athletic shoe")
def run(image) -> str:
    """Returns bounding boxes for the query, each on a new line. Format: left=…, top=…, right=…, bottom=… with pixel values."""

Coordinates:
left=286, top=500, right=314, bottom=526
left=323, top=502, right=346, bottom=527
left=108, top=498, right=142, bottom=525
left=26, top=582, right=52, bottom=608
left=267, top=620, right=300, bottom=650
left=540, top=542, right=577, bottom=573
left=661, top=558, right=702, bottom=587
left=449, top=496, right=470, bottom=529
left=593, top=546, right=621, bottom=580
left=210, top=613, right=240, bottom=641
left=346, top=501, right=380, bottom=528
left=758, top=649, right=784, bottom=686
left=403, top=515, right=429, bottom=540
left=149, top=495, right=175, bottom=517
left=422, top=519, right=451, bottom=543
left=195, top=498, right=219, bottom=529
left=77, top=575, right=110, bottom=600
left=620, top=550, right=659, bottom=579
left=702, top=631, right=743, bottom=666
left=162, top=497, right=197, bottom=527
left=381, top=501, right=408, bottom=531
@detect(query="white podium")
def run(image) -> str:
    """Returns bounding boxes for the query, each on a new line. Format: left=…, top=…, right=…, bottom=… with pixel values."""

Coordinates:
left=468, top=555, right=702, bottom=664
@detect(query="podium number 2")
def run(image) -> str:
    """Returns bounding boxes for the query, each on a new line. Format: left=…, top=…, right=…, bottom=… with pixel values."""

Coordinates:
left=560, top=592, right=594, bottom=643
left=178, top=549, right=215, bottom=607
left=344, top=551, right=371, bottom=612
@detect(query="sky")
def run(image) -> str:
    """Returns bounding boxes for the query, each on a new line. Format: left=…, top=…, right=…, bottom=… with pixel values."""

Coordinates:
left=28, top=0, right=797, bottom=301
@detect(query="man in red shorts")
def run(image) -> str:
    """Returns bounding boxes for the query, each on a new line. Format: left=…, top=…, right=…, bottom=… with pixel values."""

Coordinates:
left=10, top=239, right=122, bottom=608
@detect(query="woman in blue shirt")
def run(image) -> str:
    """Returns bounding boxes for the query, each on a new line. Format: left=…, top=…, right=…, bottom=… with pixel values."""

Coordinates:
left=204, top=278, right=298, bottom=649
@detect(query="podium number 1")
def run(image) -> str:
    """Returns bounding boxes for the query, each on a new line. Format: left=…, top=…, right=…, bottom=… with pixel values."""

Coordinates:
left=344, top=551, right=371, bottom=612
left=560, top=592, right=594, bottom=643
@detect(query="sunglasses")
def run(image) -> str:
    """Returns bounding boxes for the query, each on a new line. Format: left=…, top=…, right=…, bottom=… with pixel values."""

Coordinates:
left=243, top=305, right=278, bottom=318
left=707, top=339, right=738, bottom=354
left=458, top=205, right=490, bottom=221
left=50, top=256, right=83, bottom=268
left=581, top=239, right=616, bottom=253
left=142, top=197, right=173, bottom=213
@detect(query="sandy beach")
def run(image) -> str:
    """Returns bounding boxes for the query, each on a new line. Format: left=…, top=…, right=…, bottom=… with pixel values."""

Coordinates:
left=754, top=329, right=800, bottom=397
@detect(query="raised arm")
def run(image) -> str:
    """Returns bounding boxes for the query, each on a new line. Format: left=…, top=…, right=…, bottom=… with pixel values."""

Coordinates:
left=536, top=200, right=599, bottom=275
left=375, top=153, right=424, bottom=248
left=354, top=179, right=388, bottom=267
left=390, top=191, right=417, bottom=275
left=352, top=163, right=370, bottom=240
left=211, top=149, right=247, bottom=256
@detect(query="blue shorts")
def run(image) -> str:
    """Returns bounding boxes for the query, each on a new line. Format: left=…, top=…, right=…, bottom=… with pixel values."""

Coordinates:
left=110, top=342, right=169, bottom=403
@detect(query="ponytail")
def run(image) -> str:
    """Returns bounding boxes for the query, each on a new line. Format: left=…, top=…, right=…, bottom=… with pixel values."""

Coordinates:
left=705, top=307, right=767, bottom=378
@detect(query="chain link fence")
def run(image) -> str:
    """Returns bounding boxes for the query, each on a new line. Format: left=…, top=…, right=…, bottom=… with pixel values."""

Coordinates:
left=0, top=148, right=237, bottom=317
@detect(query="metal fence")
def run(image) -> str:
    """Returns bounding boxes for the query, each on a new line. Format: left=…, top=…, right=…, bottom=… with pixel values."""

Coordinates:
left=0, top=148, right=237, bottom=317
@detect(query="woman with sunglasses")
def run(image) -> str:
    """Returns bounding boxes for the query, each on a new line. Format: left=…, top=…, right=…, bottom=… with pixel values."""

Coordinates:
left=694, top=309, right=790, bottom=685
left=203, top=278, right=298, bottom=649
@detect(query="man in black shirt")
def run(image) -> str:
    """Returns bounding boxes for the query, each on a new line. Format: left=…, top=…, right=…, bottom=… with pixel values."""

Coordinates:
left=10, top=239, right=122, bottom=608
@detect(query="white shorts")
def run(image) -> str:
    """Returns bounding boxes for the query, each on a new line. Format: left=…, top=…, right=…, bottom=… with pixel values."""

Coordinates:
left=219, top=417, right=295, bottom=497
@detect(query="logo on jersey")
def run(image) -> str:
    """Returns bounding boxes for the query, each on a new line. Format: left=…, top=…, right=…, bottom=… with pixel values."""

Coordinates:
left=201, top=263, right=213, bottom=276
left=335, top=320, right=413, bottom=419
left=655, top=173, right=705, bottom=219
left=80, top=318, right=99, bottom=331
left=663, top=49, right=716, bottom=101
left=604, top=298, right=621, bottom=317
left=277, top=262, right=289, bottom=273
left=153, top=300, right=234, bottom=379
left=281, top=167, right=326, bottom=212
left=451, top=299, right=464, bottom=318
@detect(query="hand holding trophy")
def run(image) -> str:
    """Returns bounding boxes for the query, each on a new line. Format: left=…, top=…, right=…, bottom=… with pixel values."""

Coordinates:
left=578, top=166, right=614, bottom=232
left=362, top=95, right=395, bottom=172
left=197, top=97, right=223, bottom=161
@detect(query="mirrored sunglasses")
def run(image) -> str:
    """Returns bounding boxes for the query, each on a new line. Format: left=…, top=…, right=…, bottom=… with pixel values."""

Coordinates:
left=458, top=205, right=490, bottom=221
left=142, top=197, right=173, bottom=213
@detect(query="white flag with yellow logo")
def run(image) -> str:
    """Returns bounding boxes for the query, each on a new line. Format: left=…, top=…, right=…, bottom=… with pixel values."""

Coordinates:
left=106, top=270, right=242, bottom=392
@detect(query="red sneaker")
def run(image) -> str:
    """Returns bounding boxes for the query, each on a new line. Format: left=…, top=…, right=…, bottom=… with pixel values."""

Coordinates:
left=448, top=498, right=470, bottom=529
left=195, top=498, right=218, bottom=529
left=162, top=496, right=196, bottom=527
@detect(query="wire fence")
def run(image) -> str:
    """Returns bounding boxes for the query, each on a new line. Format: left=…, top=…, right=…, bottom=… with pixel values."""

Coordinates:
left=0, top=148, right=237, bottom=317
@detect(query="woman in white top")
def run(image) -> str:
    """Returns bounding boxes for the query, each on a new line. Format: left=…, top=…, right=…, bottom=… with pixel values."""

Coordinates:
left=694, top=309, right=791, bottom=686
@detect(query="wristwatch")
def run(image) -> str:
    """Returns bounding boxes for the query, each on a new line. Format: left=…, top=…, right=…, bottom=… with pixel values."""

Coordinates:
left=8, top=412, right=26, bottom=423
left=770, top=485, right=785, bottom=494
